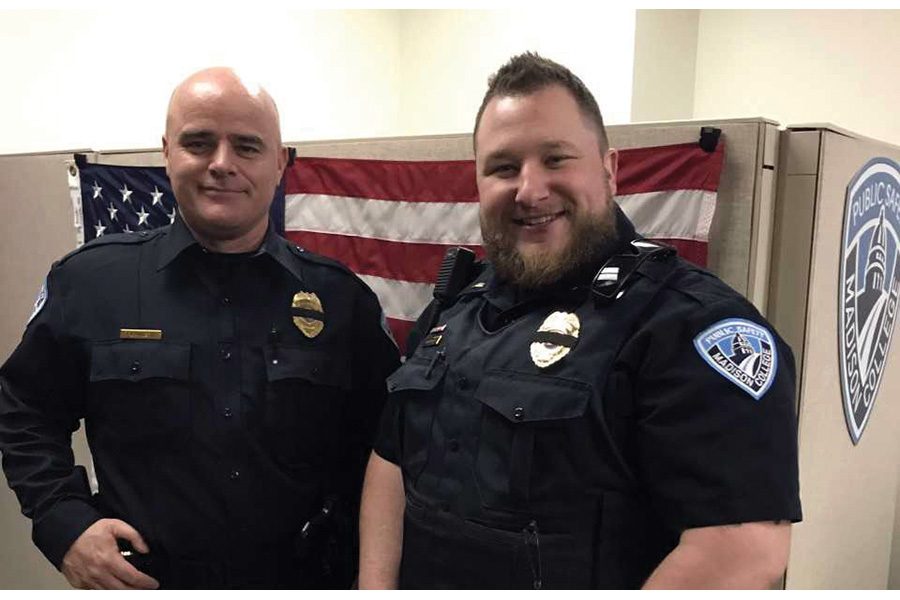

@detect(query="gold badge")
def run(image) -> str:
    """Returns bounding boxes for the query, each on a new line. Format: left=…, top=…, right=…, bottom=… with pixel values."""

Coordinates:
left=292, top=292, right=325, bottom=338
left=530, top=312, right=580, bottom=369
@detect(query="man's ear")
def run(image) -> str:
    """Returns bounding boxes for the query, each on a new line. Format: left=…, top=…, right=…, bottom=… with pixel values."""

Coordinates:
left=604, top=148, right=619, bottom=196
left=162, top=136, right=170, bottom=174
left=278, top=145, right=289, bottom=173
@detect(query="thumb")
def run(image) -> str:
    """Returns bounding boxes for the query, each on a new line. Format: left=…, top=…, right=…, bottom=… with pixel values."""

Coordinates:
left=107, top=519, right=150, bottom=554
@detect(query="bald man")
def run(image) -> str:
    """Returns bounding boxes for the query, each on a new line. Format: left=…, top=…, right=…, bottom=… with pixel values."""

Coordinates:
left=0, top=68, right=400, bottom=589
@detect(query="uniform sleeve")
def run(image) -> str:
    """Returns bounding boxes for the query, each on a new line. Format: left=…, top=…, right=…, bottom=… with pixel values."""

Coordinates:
left=372, top=392, right=401, bottom=465
left=372, top=302, right=437, bottom=465
left=0, top=267, right=102, bottom=569
left=337, top=285, right=401, bottom=497
left=626, top=296, right=802, bottom=533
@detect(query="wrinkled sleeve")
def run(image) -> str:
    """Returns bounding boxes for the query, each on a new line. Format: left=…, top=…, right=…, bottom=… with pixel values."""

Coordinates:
left=340, top=284, right=401, bottom=494
left=0, top=266, right=101, bottom=568
left=630, top=298, right=802, bottom=533
left=372, top=304, right=436, bottom=466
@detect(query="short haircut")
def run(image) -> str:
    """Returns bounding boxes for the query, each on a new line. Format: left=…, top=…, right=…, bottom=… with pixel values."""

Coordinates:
left=473, top=52, right=609, bottom=151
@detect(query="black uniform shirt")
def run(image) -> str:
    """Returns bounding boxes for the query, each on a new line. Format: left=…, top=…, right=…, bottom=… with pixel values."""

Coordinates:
left=376, top=209, right=800, bottom=586
left=0, top=217, right=399, bottom=569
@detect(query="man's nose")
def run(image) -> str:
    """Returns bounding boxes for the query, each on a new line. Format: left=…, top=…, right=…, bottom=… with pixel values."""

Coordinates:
left=209, top=142, right=237, bottom=177
left=515, top=162, right=550, bottom=207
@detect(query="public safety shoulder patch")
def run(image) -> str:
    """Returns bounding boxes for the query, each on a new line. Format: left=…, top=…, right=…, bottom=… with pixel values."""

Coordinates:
left=693, top=318, right=778, bottom=400
left=26, top=278, right=48, bottom=327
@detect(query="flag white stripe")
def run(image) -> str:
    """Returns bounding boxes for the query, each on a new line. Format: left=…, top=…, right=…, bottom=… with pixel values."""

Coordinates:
left=616, top=190, right=717, bottom=241
left=357, top=274, right=435, bottom=322
left=285, top=194, right=483, bottom=245
left=287, top=189, right=715, bottom=246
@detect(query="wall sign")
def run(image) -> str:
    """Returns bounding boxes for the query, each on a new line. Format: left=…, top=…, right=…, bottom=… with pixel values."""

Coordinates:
left=838, top=157, right=900, bottom=444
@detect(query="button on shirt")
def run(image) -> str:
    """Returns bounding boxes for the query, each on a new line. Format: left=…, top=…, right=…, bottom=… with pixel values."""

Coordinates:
left=0, top=217, right=399, bottom=569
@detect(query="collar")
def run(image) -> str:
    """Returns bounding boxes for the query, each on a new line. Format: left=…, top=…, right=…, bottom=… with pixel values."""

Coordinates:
left=156, top=214, right=305, bottom=284
left=482, top=203, right=638, bottom=311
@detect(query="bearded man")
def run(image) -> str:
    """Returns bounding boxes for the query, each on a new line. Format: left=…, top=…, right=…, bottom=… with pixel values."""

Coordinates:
left=357, top=52, right=801, bottom=589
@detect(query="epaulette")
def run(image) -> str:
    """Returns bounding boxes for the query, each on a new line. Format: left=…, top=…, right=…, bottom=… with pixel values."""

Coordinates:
left=285, top=243, right=385, bottom=302
left=457, top=262, right=491, bottom=296
left=662, top=262, right=752, bottom=309
left=56, top=229, right=166, bottom=267
left=287, top=243, right=355, bottom=277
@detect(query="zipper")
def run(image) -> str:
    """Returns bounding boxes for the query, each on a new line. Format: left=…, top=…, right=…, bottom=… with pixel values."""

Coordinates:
left=522, top=519, right=542, bottom=590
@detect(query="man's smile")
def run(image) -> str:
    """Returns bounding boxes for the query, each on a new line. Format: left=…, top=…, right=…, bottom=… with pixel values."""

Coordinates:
left=513, top=210, right=566, bottom=227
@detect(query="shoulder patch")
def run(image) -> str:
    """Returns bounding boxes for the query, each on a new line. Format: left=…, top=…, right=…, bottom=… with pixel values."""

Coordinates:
left=693, top=318, right=778, bottom=400
left=26, top=278, right=48, bottom=327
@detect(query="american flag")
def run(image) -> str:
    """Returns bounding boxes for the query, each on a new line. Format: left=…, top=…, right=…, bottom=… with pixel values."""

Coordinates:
left=70, top=153, right=285, bottom=245
left=71, top=142, right=725, bottom=353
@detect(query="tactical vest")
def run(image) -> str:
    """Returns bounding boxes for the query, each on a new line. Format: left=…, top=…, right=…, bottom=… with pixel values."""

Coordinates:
left=388, top=242, right=682, bottom=589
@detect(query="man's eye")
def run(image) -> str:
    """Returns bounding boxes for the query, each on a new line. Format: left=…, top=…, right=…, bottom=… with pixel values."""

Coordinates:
left=546, top=155, right=570, bottom=167
left=184, top=141, right=211, bottom=152
left=237, top=145, right=261, bottom=156
left=488, top=164, right=517, bottom=177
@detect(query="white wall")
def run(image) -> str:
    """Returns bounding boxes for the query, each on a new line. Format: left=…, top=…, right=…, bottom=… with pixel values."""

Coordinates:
left=0, top=9, right=405, bottom=154
left=692, top=10, right=900, bottom=147
left=0, top=8, right=637, bottom=155
left=397, top=9, right=635, bottom=136
left=630, top=10, right=698, bottom=123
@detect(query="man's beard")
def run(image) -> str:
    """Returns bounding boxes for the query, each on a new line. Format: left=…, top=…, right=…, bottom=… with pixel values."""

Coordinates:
left=480, top=200, right=618, bottom=290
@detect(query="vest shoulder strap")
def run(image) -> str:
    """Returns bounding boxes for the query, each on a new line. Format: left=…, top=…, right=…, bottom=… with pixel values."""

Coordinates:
left=591, top=239, right=676, bottom=306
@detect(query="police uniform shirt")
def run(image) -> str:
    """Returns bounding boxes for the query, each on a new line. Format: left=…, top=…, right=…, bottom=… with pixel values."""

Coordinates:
left=375, top=207, right=801, bottom=588
left=0, top=216, right=400, bottom=574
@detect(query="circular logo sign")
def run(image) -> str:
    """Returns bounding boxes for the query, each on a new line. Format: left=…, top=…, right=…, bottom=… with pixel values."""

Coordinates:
left=838, top=157, right=900, bottom=445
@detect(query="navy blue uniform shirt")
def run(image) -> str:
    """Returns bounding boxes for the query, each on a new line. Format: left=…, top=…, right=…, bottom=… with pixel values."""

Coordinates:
left=0, top=217, right=399, bottom=574
left=377, top=208, right=801, bottom=588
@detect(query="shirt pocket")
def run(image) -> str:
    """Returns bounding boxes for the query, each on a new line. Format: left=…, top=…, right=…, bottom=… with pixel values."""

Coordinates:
left=473, top=370, right=592, bottom=511
left=387, top=353, right=448, bottom=486
left=88, top=340, right=192, bottom=447
left=262, top=344, right=351, bottom=467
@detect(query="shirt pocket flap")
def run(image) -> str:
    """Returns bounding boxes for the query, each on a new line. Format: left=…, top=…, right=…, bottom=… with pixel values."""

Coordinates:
left=264, top=345, right=350, bottom=389
left=90, top=340, right=190, bottom=383
left=475, top=370, right=591, bottom=424
left=387, top=358, right=447, bottom=393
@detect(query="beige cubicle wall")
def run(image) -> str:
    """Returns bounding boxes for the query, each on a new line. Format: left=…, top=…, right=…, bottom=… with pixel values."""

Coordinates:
left=770, top=125, right=900, bottom=589
left=0, top=118, right=779, bottom=588
left=0, top=152, right=84, bottom=588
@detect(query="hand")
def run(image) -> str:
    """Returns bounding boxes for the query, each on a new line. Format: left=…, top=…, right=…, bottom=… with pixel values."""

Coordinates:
left=61, top=518, right=160, bottom=590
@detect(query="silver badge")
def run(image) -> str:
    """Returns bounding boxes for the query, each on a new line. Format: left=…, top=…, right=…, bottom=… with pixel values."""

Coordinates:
left=530, top=311, right=580, bottom=369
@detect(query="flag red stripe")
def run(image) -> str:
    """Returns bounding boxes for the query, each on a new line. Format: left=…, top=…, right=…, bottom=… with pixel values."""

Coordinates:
left=617, top=142, right=725, bottom=194
left=386, top=317, right=416, bottom=353
left=285, top=157, right=479, bottom=203
left=285, top=143, right=724, bottom=203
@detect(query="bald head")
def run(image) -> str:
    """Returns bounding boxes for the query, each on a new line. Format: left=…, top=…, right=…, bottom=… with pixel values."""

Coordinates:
left=162, top=66, right=289, bottom=253
left=165, top=67, right=282, bottom=144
